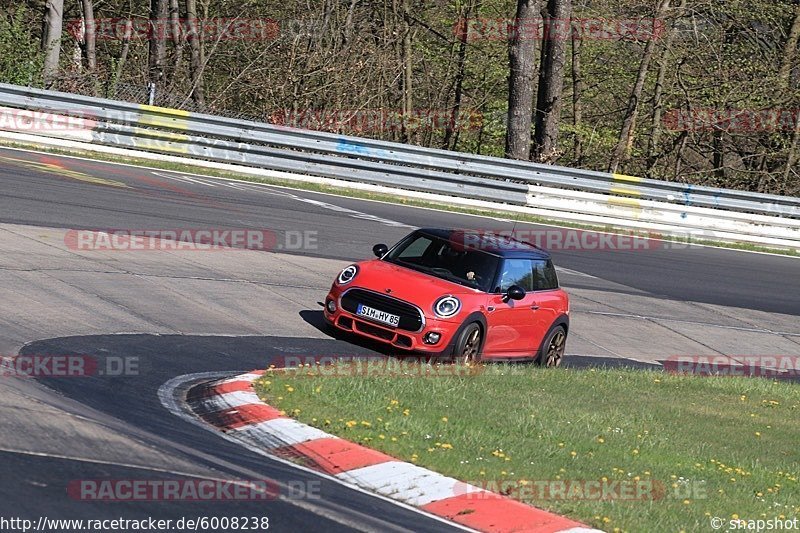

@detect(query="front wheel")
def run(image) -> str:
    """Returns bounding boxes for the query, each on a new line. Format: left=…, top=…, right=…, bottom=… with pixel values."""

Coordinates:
left=453, top=322, right=482, bottom=365
left=536, top=325, right=567, bottom=367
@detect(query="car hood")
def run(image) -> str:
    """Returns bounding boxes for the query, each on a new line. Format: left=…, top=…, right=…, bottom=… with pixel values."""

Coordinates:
left=350, top=259, right=480, bottom=308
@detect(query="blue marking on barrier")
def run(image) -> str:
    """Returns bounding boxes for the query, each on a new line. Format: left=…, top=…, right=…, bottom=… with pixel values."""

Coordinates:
left=683, top=184, right=694, bottom=206
left=337, top=139, right=371, bottom=155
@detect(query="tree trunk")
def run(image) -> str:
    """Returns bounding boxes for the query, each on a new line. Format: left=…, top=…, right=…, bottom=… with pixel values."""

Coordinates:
left=779, top=4, right=800, bottom=85
left=608, top=0, right=671, bottom=173
left=185, top=0, right=205, bottom=105
left=647, top=0, right=685, bottom=177
left=82, top=0, right=96, bottom=72
left=505, top=0, right=540, bottom=160
left=148, top=0, right=169, bottom=86
left=571, top=20, right=583, bottom=164
left=781, top=5, right=800, bottom=184
left=532, top=0, right=572, bottom=163
left=442, top=2, right=473, bottom=151
left=401, top=0, right=414, bottom=143
left=169, top=0, right=184, bottom=77
left=42, top=0, right=65, bottom=86
left=114, top=19, right=134, bottom=93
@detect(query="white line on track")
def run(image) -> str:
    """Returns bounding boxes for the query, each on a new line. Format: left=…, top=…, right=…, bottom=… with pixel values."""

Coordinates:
left=153, top=171, right=413, bottom=229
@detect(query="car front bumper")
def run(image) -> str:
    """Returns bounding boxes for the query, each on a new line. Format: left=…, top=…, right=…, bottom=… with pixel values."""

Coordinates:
left=323, top=288, right=458, bottom=353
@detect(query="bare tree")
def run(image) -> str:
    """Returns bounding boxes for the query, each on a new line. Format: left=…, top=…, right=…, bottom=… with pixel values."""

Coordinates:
left=169, top=0, right=184, bottom=76
left=186, top=0, right=205, bottom=105
left=532, top=0, right=572, bottom=162
left=42, top=0, right=65, bottom=86
left=82, top=0, right=96, bottom=71
left=506, top=0, right=540, bottom=159
left=647, top=0, right=686, bottom=176
left=609, top=0, right=671, bottom=173
left=400, top=0, right=414, bottom=143
left=570, top=20, right=583, bottom=164
left=148, top=0, right=169, bottom=86
left=781, top=4, right=800, bottom=184
left=114, top=18, right=134, bottom=88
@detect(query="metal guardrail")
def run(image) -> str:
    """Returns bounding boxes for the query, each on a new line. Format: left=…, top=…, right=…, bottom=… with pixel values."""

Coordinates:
left=0, top=82, right=799, bottom=224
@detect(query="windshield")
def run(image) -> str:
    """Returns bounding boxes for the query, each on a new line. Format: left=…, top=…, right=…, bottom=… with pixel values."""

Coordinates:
left=384, top=233, right=500, bottom=292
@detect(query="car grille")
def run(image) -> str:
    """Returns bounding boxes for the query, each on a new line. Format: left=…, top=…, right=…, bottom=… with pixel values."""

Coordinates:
left=340, top=288, right=424, bottom=332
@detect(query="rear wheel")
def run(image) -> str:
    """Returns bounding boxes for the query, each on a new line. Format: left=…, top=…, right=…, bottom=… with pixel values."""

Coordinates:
left=537, top=325, right=567, bottom=367
left=453, top=323, right=482, bottom=364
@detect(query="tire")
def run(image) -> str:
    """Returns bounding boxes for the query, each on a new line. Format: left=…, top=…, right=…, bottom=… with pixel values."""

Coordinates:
left=452, top=322, right=482, bottom=364
left=536, top=325, right=567, bottom=367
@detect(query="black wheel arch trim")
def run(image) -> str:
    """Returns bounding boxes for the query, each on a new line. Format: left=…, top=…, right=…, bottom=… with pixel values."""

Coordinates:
left=439, top=312, right=487, bottom=357
left=535, top=314, right=570, bottom=359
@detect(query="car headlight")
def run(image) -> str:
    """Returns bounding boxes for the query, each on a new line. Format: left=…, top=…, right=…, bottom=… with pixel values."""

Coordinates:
left=433, top=295, right=461, bottom=318
left=337, top=265, right=358, bottom=285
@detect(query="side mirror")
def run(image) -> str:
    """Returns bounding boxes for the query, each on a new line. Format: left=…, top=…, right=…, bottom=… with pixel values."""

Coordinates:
left=373, top=243, right=389, bottom=258
left=504, top=285, right=526, bottom=302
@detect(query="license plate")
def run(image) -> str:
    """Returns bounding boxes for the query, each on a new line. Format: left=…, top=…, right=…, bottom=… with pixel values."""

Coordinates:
left=356, top=304, right=400, bottom=327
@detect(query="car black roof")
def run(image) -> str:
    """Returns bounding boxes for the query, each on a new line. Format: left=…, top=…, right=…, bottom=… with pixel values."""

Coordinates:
left=417, top=228, right=552, bottom=259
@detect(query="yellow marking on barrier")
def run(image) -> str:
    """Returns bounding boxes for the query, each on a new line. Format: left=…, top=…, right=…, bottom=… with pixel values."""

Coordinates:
left=0, top=155, right=129, bottom=188
left=612, top=173, right=643, bottom=183
left=138, top=104, right=190, bottom=130
left=609, top=186, right=642, bottom=198
left=607, top=196, right=641, bottom=208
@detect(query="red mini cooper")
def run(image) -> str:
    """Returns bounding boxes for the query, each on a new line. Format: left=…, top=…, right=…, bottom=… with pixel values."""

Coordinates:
left=323, top=229, right=570, bottom=365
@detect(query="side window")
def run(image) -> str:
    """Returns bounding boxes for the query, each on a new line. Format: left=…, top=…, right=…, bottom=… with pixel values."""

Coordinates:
left=498, top=259, right=534, bottom=292
left=532, top=259, right=559, bottom=290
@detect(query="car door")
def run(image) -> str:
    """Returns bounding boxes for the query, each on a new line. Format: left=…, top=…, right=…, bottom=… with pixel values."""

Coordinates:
left=527, top=259, right=564, bottom=351
left=482, top=258, right=538, bottom=355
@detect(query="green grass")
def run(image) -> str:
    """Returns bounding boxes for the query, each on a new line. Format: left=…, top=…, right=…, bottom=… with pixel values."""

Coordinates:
left=1, top=138, right=797, bottom=257
left=255, top=364, right=800, bottom=533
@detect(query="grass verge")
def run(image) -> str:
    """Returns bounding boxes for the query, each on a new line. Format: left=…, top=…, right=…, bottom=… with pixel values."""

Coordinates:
left=254, top=363, right=799, bottom=532
left=1, top=138, right=797, bottom=257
